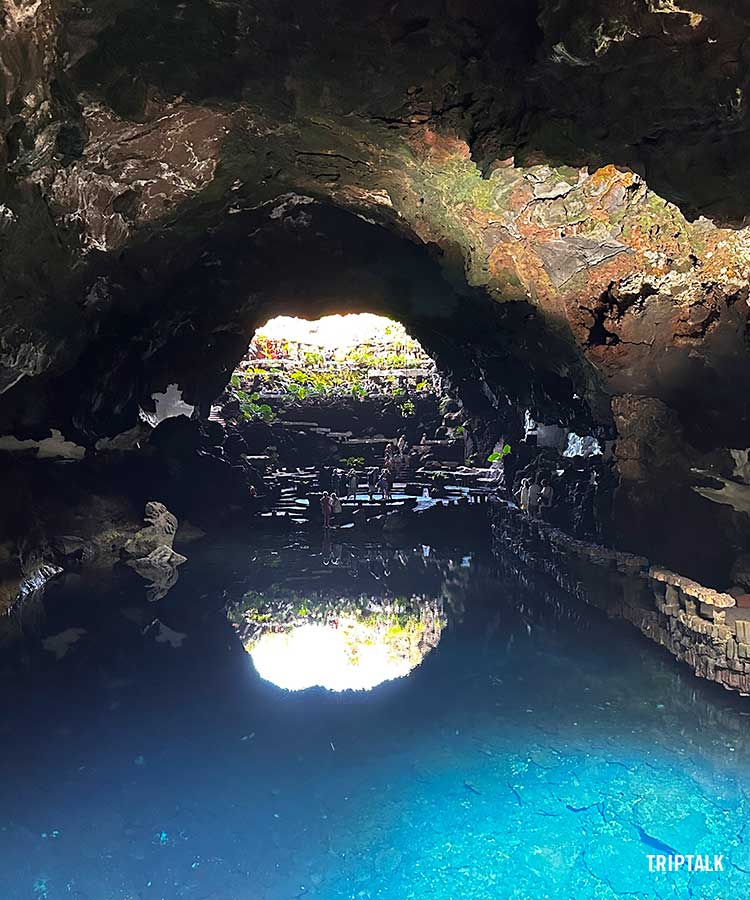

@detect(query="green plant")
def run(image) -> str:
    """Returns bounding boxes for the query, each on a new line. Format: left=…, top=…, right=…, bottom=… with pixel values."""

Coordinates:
left=454, top=425, right=465, bottom=436
left=398, top=400, right=416, bottom=418
left=230, top=377, right=275, bottom=422
left=287, top=382, right=308, bottom=400
left=303, top=350, right=324, bottom=367
left=487, top=443, right=511, bottom=462
left=340, top=456, right=365, bottom=468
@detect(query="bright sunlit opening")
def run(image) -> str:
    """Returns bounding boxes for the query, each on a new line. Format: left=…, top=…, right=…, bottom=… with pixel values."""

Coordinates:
left=250, top=620, right=417, bottom=692
left=254, top=313, right=410, bottom=350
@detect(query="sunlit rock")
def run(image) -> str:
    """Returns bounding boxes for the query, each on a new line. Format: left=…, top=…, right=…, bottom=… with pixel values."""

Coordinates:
left=123, top=502, right=185, bottom=601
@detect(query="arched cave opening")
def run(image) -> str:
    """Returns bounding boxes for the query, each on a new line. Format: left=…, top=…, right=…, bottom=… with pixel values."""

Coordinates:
left=1, top=194, right=747, bottom=597
left=0, top=200, right=620, bottom=598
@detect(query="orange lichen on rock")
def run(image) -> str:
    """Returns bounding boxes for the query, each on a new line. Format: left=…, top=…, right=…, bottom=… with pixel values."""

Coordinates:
left=407, top=127, right=471, bottom=163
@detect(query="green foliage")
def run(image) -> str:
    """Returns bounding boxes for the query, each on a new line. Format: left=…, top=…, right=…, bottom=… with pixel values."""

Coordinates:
left=303, top=350, right=324, bottom=367
left=454, top=425, right=465, bottom=436
left=287, top=382, right=308, bottom=400
left=487, top=443, right=512, bottom=462
left=281, top=368, right=368, bottom=398
left=398, top=399, right=416, bottom=418
left=340, top=456, right=365, bottom=468
left=230, top=377, right=275, bottom=422
left=234, top=321, right=436, bottom=403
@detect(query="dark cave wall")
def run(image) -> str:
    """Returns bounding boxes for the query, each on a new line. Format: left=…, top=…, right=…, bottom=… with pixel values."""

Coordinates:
left=0, top=203, right=600, bottom=446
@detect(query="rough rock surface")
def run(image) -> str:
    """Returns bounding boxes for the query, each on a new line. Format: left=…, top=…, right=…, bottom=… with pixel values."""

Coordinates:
left=122, top=501, right=185, bottom=601
left=127, top=544, right=187, bottom=603
left=0, top=1, right=749, bottom=578
left=491, top=501, right=750, bottom=698
left=122, top=500, right=178, bottom=559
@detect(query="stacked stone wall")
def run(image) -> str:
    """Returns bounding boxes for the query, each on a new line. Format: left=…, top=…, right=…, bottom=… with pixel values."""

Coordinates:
left=490, top=500, right=750, bottom=696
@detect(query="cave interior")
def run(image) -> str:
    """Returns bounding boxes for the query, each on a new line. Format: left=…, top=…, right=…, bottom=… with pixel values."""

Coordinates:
left=2, top=1, right=750, bottom=895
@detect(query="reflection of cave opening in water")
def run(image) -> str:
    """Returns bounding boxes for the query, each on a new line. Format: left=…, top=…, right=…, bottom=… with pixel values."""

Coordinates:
left=238, top=592, right=447, bottom=691
left=251, top=621, right=417, bottom=691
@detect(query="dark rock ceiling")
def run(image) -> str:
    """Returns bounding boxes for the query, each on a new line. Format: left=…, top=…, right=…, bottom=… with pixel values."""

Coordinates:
left=0, top=0, right=748, bottom=461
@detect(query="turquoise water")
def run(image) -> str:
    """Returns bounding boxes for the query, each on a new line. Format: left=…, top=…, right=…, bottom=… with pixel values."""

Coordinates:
left=2, top=536, right=750, bottom=899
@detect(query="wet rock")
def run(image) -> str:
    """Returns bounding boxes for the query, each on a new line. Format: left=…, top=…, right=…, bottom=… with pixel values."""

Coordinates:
left=122, top=502, right=178, bottom=559
left=16, top=563, right=63, bottom=602
left=121, top=502, right=185, bottom=600
left=126, top=544, right=187, bottom=603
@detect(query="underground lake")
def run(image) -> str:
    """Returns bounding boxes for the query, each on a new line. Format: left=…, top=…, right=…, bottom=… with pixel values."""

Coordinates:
left=2, top=535, right=750, bottom=900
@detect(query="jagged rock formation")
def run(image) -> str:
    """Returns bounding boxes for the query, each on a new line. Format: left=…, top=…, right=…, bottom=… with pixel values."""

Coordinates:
left=1, top=1, right=749, bottom=580
left=123, top=501, right=186, bottom=601
left=121, top=500, right=178, bottom=559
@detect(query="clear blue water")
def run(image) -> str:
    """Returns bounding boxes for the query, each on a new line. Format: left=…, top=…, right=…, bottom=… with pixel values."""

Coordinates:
left=2, top=536, right=750, bottom=900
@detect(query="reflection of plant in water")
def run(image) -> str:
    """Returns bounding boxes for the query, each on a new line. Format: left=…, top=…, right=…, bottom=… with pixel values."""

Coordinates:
left=232, top=588, right=446, bottom=668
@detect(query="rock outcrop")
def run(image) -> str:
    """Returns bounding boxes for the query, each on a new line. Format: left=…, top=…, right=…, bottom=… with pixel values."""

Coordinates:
left=122, top=501, right=178, bottom=559
left=123, top=502, right=186, bottom=602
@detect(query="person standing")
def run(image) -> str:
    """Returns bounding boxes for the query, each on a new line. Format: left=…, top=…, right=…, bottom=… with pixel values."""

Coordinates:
left=540, top=478, right=554, bottom=517
left=320, top=491, right=332, bottom=529
left=348, top=468, right=358, bottom=498
left=368, top=467, right=379, bottom=499
left=379, top=468, right=393, bottom=500
left=518, top=477, right=530, bottom=511
left=384, top=443, right=394, bottom=472
left=527, top=478, right=542, bottom=517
